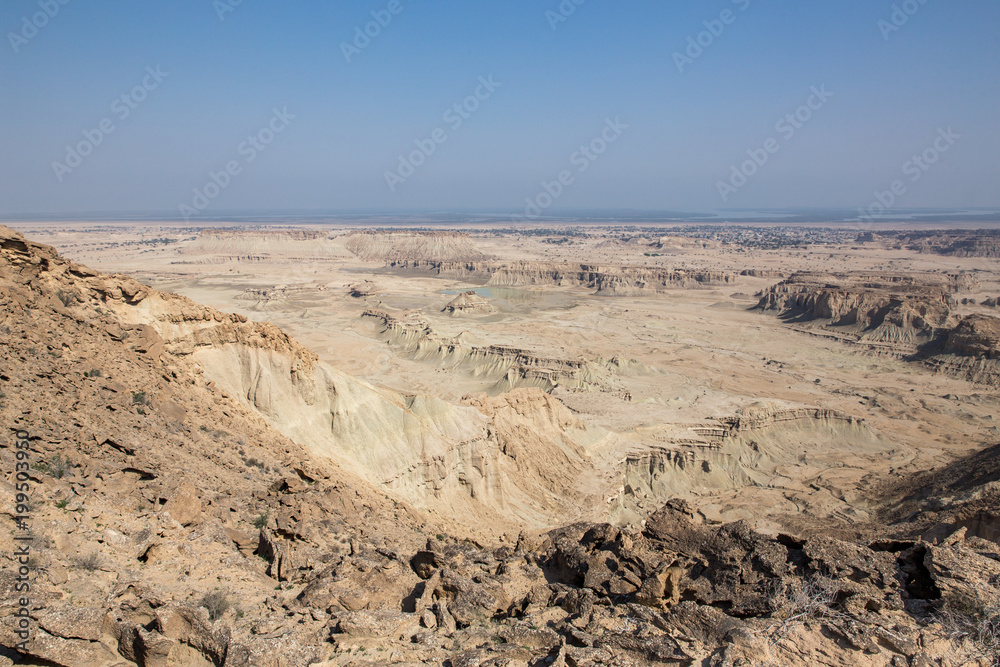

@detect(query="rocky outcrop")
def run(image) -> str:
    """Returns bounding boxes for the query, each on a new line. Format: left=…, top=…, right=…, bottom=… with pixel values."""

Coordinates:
left=924, top=315, right=1000, bottom=386
left=234, top=284, right=332, bottom=310
left=442, top=291, right=499, bottom=316
left=322, top=502, right=1000, bottom=665
left=757, top=272, right=1000, bottom=385
left=944, top=315, right=1000, bottom=358
left=756, top=272, right=966, bottom=351
left=740, top=268, right=785, bottom=279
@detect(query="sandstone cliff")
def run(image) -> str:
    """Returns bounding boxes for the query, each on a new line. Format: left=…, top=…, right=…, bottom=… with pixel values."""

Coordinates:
left=757, top=272, right=1000, bottom=386
left=388, top=259, right=735, bottom=295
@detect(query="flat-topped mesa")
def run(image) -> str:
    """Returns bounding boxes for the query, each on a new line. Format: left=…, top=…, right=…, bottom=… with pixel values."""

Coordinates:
left=760, top=270, right=976, bottom=297
left=485, top=261, right=577, bottom=287
left=937, top=235, right=1000, bottom=258
left=344, top=230, right=489, bottom=263
left=718, top=406, right=859, bottom=434
left=584, top=265, right=735, bottom=295
left=199, top=228, right=328, bottom=241
left=386, top=259, right=495, bottom=281
left=385, top=259, right=736, bottom=294
left=442, top=291, right=499, bottom=316
left=179, top=227, right=346, bottom=263
left=486, top=262, right=736, bottom=293
left=740, top=268, right=786, bottom=279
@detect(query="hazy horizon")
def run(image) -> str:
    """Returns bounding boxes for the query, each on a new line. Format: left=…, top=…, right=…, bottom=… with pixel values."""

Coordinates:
left=2, top=0, right=998, bottom=218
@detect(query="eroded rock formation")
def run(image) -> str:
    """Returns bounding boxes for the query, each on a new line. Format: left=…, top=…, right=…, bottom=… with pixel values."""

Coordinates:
left=361, top=308, right=637, bottom=395
left=442, top=291, right=499, bottom=316
left=387, top=259, right=735, bottom=295
left=757, top=272, right=1000, bottom=385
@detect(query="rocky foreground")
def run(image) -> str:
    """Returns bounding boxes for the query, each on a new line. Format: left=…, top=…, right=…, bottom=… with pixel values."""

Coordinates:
left=0, top=226, right=999, bottom=666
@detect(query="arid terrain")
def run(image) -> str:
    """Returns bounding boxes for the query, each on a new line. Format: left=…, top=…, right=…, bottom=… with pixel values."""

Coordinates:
left=1, top=222, right=999, bottom=666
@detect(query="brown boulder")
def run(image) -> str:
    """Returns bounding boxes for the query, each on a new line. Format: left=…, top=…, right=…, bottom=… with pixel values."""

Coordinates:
left=162, top=483, right=201, bottom=526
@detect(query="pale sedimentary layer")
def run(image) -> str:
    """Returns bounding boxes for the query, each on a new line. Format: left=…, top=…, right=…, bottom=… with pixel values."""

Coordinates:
left=387, top=259, right=736, bottom=295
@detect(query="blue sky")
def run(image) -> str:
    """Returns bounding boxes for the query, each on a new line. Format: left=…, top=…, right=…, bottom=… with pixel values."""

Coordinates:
left=0, top=0, right=997, bottom=217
